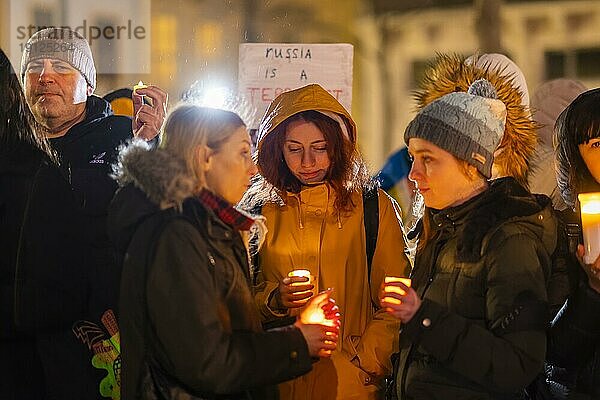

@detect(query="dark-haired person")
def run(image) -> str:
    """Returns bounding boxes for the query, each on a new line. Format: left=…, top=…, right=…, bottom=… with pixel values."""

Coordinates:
left=0, top=48, right=91, bottom=399
left=380, top=80, right=555, bottom=400
left=545, top=88, right=600, bottom=399
left=242, top=84, right=410, bottom=400
left=109, top=104, right=339, bottom=400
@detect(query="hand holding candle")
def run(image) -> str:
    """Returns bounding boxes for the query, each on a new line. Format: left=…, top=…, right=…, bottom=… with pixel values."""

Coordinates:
left=278, top=269, right=315, bottom=308
left=380, top=276, right=421, bottom=323
left=131, top=81, right=168, bottom=141
left=133, top=80, right=151, bottom=105
left=296, top=289, right=340, bottom=357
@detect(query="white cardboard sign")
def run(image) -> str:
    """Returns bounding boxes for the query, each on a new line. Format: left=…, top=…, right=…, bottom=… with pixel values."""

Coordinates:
left=238, top=43, right=353, bottom=129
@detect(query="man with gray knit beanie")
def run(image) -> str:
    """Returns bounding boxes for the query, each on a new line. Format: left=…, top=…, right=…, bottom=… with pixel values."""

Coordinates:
left=18, top=27, right=167, bottom=400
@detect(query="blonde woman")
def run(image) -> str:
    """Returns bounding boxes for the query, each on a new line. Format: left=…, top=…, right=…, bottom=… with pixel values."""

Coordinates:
left=109, top=105, right=339, bottom=400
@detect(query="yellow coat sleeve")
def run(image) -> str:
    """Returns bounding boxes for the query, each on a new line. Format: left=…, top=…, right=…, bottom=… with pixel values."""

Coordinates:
left=354, top=189, right=411, bottom=377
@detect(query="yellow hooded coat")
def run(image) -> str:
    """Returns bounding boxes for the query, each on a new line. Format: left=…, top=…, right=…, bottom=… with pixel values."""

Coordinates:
left=253, top=85, right=411, bottom=400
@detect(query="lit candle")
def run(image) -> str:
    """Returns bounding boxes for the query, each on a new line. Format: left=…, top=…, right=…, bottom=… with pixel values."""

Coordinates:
left=383, top=277, right=412, bottom=305
left=133, top=80, right=147, bottom=93
left=133, top=80, right=152, bottom=106
left=301, top=305, right=336, bottom=327
left=579, top=192, right=600, bottom=264
left=288, top=269, right=312, bottom=286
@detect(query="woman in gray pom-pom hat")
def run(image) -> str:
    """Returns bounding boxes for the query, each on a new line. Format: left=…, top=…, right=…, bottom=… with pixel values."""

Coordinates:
left=379, top=79, right=557, bottom=400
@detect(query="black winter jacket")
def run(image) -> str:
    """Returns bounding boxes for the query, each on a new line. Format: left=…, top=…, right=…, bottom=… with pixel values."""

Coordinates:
left=43, top=96, right=135, bottom=399
left=0, top=145, right=93, bottom=399
left=395, top=178, right=556, bottom=400
left=50, top=95, right=132, bottom=321
left=546, top=209, right=600, bottom=399
left=108, top=143, right=313, bottom=400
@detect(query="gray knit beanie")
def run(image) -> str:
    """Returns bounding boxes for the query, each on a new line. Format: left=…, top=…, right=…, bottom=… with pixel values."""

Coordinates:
left=20, top=27, right=96, bottom=90
left=404, top=79, right=506, bottom=178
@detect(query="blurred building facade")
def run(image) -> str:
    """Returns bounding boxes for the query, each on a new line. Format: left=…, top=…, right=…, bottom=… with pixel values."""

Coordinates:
left=1, top=0, right=599, bottom=169
left=377, top=0, right=600, bottom=154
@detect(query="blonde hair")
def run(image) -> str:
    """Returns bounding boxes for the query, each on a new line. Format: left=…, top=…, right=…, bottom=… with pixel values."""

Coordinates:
left=161, top=104, right=245, bottom=192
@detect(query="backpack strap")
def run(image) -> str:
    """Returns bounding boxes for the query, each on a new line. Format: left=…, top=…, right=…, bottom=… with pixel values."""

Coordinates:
left=363, top=187, right=379, bottom=281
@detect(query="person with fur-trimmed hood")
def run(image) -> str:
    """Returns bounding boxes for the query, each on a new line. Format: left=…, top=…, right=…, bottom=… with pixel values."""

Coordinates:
left=242, top=84, right=411, bottom=400
left=381, top=79, right=555, bottom=400
left=414, top=53, right=537, bottom=189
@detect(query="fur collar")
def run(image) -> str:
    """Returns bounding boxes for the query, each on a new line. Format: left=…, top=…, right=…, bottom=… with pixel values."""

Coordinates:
left=111, top=139, right=196, bottom=209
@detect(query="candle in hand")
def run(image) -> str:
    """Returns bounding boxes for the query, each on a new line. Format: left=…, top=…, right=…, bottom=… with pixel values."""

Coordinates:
left=383, top=277, right=412, bottom=305
left=133, top=80, right=152, bottom=106
left=133, top=80, right=147, bottom=93
left=579, top=192, right=600, bottom=264
left=288, top=269, right=312, bottom=286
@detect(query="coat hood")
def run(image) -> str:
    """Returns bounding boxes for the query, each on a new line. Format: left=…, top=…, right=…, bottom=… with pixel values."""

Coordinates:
left=528, top=78, right=586, bottom=207
left=414, top=53, right=538, bottom=189
left=107, top=140, right=196, bottom=253
left=256, top=84, right=357, bottom=149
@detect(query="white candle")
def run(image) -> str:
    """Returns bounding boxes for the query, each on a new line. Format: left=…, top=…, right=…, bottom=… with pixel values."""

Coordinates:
left=288, top=269, right=312, bottom=286
left=579, top=192, right=600, bottom=264
left=133, top=80, right=147, bottom=92
left=133, top=80, right=153, bottom=106
left=383, top=277, right=412, bottom=305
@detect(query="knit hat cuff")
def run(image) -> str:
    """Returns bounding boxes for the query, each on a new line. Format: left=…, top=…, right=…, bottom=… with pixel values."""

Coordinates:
left=405, top=114, right=494, bottom=178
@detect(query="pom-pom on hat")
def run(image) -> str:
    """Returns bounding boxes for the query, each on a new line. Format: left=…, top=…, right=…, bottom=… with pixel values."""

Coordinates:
left=404, top=79, right=506, bottom=179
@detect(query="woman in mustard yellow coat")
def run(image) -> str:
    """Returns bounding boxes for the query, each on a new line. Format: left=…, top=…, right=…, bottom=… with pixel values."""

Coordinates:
left=243, top=84, right=411, bottom=400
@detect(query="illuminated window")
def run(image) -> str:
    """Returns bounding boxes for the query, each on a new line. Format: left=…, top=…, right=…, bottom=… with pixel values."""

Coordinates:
left=195, top=23, right=223, bottom=60
left=152, top=15, right=177, bottom=81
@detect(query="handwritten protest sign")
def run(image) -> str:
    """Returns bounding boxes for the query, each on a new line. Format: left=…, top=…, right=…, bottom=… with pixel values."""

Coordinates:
left=238, top=43, right=353, bottom=129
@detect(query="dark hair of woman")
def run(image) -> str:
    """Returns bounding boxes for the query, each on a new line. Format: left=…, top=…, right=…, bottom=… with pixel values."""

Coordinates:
left=257, top=110, right=372, bottom=213
left=555, top=88, right=600, bottom=208
left=0, top=48, right=54, bottom=161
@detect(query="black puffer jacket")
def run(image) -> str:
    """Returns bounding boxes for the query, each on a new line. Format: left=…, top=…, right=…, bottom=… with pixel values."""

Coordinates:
left=50, top=95, right=132, bottom=323
left=395, top=177, right=556, bottom=400
left=108, top=142, right=313, bottom=400
left=0, top=145, right=93, bottom=399
left=545, top=209, right=600, bottom=399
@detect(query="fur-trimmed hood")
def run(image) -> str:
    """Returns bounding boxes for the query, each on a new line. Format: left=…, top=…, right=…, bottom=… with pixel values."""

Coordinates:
left=107, top=140, right=196, bottom=254
left=111, top=139, right=195, bottom=207
left=414, top=53, right=538, bottom=189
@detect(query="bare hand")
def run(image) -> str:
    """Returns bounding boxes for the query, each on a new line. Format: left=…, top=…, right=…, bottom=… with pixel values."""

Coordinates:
left=577, top=245, right=600, bottom=293
left=379, top=280, right=422, bottom=323
left=132, top=85, right=168, bottom=140
left=278, top=276, right=314, bottom=308
left=294, top=320, right=338, bottom=358
left=295, top=290, right=340, bottom=357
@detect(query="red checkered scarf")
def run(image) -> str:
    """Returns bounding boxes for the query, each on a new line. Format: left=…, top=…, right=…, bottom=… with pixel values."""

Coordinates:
left=197, top=189, right=254, bottom=231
